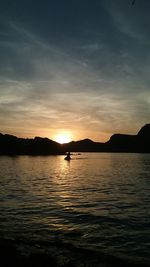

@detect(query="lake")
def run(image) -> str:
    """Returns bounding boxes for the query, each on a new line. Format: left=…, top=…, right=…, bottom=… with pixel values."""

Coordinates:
left=0, top=153, right=150, bottom=265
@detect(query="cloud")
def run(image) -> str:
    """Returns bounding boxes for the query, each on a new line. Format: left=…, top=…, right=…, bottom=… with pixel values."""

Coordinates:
left=0, top=2, right=150, bottom=141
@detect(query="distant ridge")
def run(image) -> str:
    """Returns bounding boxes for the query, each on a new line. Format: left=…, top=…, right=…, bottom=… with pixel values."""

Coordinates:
left=0, top=124, right=150, bottom=155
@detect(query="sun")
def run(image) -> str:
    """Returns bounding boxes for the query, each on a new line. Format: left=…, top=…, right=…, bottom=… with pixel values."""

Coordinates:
left=54, top=132, right=72, bottom=144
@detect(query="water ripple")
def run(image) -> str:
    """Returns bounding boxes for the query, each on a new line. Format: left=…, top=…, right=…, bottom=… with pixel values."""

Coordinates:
left=0, top=153, right=150, bottom=264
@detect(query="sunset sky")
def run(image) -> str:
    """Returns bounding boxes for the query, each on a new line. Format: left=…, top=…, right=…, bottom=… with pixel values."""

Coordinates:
left=0, top=0, right=150, bottom=142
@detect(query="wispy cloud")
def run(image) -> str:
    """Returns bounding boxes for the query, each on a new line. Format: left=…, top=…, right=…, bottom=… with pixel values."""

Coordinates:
left=0, top=1, right=150, bottom=141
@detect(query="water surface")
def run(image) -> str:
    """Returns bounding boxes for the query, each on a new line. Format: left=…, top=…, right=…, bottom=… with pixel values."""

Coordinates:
left=0, top=153, right=150, bottom=264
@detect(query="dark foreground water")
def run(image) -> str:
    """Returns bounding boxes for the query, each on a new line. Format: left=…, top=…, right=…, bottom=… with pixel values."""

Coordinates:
left=0, top=153, right=150, bottom=266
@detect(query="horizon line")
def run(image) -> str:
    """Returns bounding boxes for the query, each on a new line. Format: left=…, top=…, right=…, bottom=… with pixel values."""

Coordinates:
left=1, top=123, right=149, bottom=145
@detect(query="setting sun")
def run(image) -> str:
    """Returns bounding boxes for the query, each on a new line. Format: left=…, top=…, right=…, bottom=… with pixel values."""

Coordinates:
left=54, top=132, right=72, bottom=144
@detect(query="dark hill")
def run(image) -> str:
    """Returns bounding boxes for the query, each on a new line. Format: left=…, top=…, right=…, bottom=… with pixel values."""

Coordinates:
left=0, top=134, right=60, bottom=155
left=0, top=124, right=150, bottom=155
left=137, top=124, right=150, bottom=138
left=105, top=134, right=138, bottom=152
left=62, top=139, right=105, bottom=152
left=137, top=124, right=150, bottom=152
left=105, top=124, right=150, bottom=153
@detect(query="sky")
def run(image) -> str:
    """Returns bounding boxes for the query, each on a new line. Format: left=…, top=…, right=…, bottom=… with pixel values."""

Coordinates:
left=0, top=0, right=150, bottom=142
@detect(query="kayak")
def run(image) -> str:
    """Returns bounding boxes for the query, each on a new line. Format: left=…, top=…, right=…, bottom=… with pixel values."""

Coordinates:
left=64, top=156, right=71, bottom=161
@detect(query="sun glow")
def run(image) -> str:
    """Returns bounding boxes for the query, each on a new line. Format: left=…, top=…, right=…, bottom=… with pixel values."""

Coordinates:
left=54, top=132, right=72, bottom=144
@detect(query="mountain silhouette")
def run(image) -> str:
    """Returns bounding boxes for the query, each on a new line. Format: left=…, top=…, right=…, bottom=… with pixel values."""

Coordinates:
left=0, top=124, right=150, bottom=155
left=137, top=124, right=150, bottom=152
left=137, top=123, right=150, bottom=138
left=0, top=134, right=60, bottom=155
